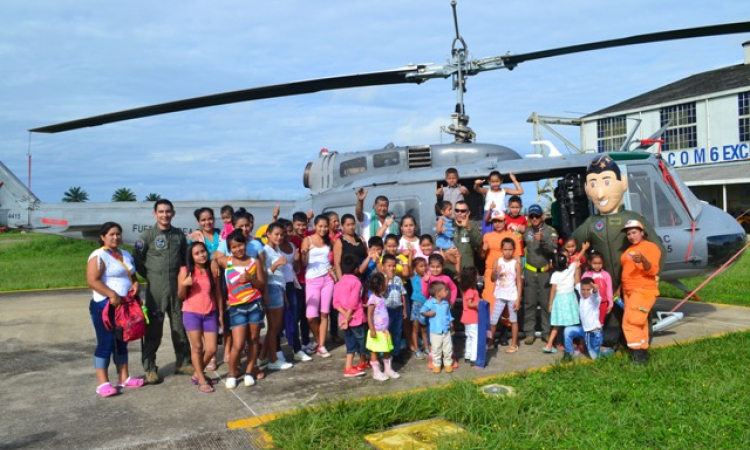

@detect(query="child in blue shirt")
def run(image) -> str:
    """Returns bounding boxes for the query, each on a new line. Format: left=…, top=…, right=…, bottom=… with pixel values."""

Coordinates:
left=421, top=281, right=454, bottom=374
left=409, top=257, right=429, bottom=360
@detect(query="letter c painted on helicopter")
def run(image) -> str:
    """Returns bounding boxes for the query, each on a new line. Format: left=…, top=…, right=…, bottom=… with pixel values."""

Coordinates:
left=663, top=234, right=671, bottom=243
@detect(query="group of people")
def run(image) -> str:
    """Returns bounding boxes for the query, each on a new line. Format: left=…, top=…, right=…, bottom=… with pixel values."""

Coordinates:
left=87, top=156, right=662, bottom=397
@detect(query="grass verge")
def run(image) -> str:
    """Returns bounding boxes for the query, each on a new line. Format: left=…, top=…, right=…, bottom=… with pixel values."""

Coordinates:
left=264, top=331, right=750, bottom=449
left=659, top=251, right=750, bottom=307
left=0, top=232, right=100, bottom=291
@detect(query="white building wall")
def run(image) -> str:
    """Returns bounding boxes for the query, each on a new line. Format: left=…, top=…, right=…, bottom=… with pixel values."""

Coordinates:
left=581, top=90, right=749, bottom=169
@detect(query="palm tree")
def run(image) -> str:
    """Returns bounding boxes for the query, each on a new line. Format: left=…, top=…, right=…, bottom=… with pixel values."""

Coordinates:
left=144, top=193, right=161, bottom=202
left=62, top=186, right=89, bottom=203
left=111, top=187, right=137, bottom=202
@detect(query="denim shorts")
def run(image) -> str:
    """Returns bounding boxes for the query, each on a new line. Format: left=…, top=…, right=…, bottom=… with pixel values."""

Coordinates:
left=410, top=301, right=426, bottom=325
left=344, top=323, right=368, bottom=355
left=266, top=284, right=285, bottom=310
left=229, top=301, right=265, bottom=329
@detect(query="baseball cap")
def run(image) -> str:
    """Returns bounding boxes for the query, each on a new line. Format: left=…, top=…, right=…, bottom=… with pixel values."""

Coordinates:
left=527, top=204, right=543, bottom=216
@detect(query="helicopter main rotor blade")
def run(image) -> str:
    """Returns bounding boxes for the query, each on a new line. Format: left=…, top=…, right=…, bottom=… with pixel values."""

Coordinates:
left=29, top=67, right=424, bottom=133
left=499, top=21, right=750, bottom=69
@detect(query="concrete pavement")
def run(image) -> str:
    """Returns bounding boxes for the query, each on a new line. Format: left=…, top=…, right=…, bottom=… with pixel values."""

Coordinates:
left=1, top=289, right=748, bottom=449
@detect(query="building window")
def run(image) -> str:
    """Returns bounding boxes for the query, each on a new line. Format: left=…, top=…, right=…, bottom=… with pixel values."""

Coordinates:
left=660, top=102, right=696, bottom=151
left=739, top=92, right=750, bottom=142
left=596, top=116, right=627, bottom=153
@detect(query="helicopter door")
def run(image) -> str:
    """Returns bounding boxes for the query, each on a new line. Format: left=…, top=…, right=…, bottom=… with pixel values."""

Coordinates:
left=626, top=165, right=691, bottom=271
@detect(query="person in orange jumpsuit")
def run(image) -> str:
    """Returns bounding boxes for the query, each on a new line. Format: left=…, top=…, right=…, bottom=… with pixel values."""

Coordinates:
left=619, top=219, right=661, bottom=364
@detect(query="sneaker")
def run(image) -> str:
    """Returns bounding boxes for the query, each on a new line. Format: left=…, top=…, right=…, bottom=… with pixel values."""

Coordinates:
left=384, top=367, right=401, bottom=379
left=343, top=367, right=366, bottom=378
left=542, top=346, right=558, bottom=354
left=225, top=377, right=237, bottom=389
left=243, top=374, right=256, bottom=386
left=524, top=336, right=535, bottom=345
left=355, top=361, right=371, bottom=371
left=304, top=342, right=319, bottom=354
left=144, top=371, right=160, bottom=385
left=316, top=346, right=331, bottom=358
left=414, top=350, right=426, bottom=360
left=432, top=366, right=441, bottom=374
left=445, top=365, right=454, bottom=373
left=373, top=372, right=389, bottom=381
left=267, top=360, right=293, bottom=370
left=276, top=351, right=287, bottom=363
left=293, top=351, right=313, bottom=362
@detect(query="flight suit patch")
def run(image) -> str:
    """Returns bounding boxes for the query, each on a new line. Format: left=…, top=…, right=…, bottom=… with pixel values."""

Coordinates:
left=155, top=236, right=167, bottom=250
left=595, top=220, right=605, bottom=231
left=135, top=240, right=144, bottom=250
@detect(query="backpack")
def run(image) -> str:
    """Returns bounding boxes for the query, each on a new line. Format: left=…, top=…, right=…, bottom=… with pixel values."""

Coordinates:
left=102, top=294, right=147, bottom=342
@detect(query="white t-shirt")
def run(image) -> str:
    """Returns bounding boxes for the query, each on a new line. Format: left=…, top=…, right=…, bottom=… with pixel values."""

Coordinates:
left=484, top=188, right=506, bottom=215
left=577, top=288, right=602, bottom=332
left=550, top=261, right=578, bottom=294
left=494, top=258, right=519, bottom=300
left=88, top=248, right=135, bottom=302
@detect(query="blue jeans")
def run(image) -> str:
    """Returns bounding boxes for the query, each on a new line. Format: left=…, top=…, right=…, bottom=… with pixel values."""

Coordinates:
left=278, top=282, right=302, bottom=353
left=564, top=325, right=603, bottom=360
left=89, top=299, right=127, bottom=369
left=387, top=307, right=404, bottom=357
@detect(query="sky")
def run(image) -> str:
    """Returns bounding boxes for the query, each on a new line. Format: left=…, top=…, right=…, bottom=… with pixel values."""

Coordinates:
left=1, top=1, right=748, bottom=203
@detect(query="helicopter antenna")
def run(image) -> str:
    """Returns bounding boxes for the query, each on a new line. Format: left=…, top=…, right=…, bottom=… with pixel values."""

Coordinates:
left=441, top=0, right=475, bottom=143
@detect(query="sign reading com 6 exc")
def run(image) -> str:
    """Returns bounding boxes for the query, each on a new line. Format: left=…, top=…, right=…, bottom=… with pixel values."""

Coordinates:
left=665, top=143, right=749, bottom=167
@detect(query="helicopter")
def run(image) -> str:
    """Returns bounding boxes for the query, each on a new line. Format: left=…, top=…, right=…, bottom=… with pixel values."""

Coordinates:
left=2, top=2, right=748, bottom=291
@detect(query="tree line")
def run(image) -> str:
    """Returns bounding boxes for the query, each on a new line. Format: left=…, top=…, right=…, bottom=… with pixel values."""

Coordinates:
left=62, top=187, right=161, bottom=202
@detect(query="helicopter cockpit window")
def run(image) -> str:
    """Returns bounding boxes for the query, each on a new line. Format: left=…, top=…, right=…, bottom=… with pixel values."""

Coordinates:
left=373, top=152, right=400, bottom=168
left=626, top=169, right=656, bottom=227
left=339, top=157, right=367, bottom=177
left=654, top=183, right=684, bottom=228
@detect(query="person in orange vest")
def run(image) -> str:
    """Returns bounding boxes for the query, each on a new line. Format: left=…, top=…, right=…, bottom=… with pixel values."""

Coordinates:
left=619, top=219, right=661, bottom=365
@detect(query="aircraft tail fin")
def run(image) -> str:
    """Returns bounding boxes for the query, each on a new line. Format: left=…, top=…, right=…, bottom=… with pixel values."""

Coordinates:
left=0, top=161, right=39, bottom=228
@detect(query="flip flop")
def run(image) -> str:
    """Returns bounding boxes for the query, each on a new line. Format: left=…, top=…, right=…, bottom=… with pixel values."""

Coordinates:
left=198, top=382, right=214, bottom=394
left=206, top=357, right=217, bottom=372
left=117, top=377, right=144, bottom=389
left=505, top=346, right=519, bottom=354
left=191, top=375, right=215, bottom=386
left=96, top=383, right=118, bottom=398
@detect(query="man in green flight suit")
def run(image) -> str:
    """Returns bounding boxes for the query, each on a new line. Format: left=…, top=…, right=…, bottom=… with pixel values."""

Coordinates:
left=134, top=199, right=189, bottom=384
left=572, top=154, right=666, bottom=344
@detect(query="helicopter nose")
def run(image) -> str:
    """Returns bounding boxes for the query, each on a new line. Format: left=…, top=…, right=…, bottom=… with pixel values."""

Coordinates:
left=703, top=205, right=746, bottom=269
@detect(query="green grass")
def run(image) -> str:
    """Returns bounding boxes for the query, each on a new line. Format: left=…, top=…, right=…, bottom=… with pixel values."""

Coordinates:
left=265, top=331, right=750, bottom=449
left=0, top=232, right=100, bottom=291
left=659, top=250, right=750, bottom=307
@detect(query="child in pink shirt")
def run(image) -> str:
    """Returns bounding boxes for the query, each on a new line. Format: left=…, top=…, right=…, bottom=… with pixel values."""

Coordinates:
left=421, top=254, right=458, bottom=305
left=582, top=251, right=613, bottom=325
left=459, top=266, right=480, bottom=365
left=333, top=254, right=368, bottom=378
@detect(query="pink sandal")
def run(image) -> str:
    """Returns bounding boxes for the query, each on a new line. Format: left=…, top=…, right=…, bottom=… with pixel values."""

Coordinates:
left=96, top=382, right=119, bottom=398
left=206, top=357, right=217, bottom=372
left=117, top=377, right=144, bottom=389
